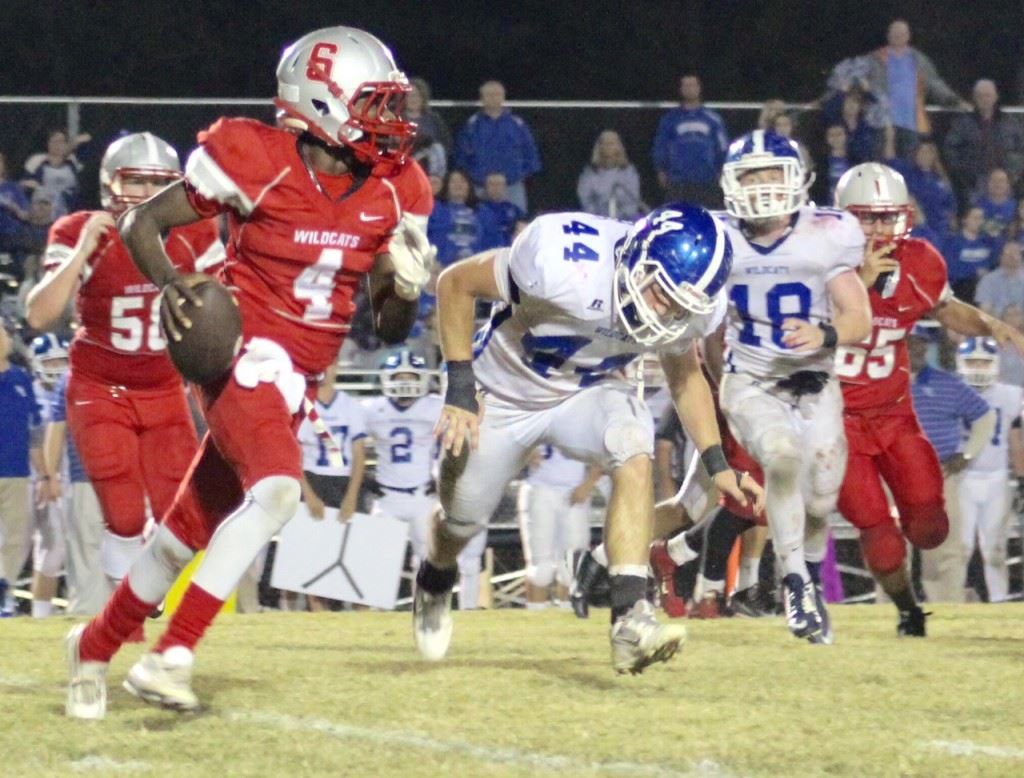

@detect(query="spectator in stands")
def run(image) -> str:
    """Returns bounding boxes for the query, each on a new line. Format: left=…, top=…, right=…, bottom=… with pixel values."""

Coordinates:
left=944, top=79, right=1024, bottom=208
left=888, top=139, right=957, bottom=233
left=0, top=152, right=30, bottom=263
left=974, top=167, right=1017, bottom=243
left=839, top=89, right=882, bottom=163
left=652, top=74, right=728, bottom=208
left=577, top=129, right=644, bottom=220
left=996, top=304, right=1024, bottom=386
left=907, top=194, right=941, bottom=247
left=769, top=110, right=815, bottom=188
left=21, top=129, right=89, bottom=218
left=427, top=170, right=500, bottom=267
left=0, top=323, right=43, bottom=615
left=757, top=99, right=786, bottom=131
left=478, top=172, right=524, bottom=247
left=976, top=240, right=1024, bottom=315
left=909, top=327, right=994, bottom=603
left=453, top=80, right=541, bottom=212
left=824, top=125, right=851, bottom=204
left=406, top=77, right=452, bottom=153
left=1005, top=199, right=1024, bottom=243
left=411, top=133, right=447, bottom=181
left=944, top=206, right=997, bottom=302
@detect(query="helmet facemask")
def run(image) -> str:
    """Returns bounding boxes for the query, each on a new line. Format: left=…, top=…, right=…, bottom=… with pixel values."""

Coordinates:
left=722, top=158, right=808, bottom=221
left=613, top=256, right=712, bottom=348
left=846, top=204, right=914, bottom=244
left=104, top=167, right=182, bottom=213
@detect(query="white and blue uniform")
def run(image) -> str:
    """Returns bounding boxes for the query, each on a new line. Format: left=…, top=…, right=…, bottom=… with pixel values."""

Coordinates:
left=959, top=382, right=1023, bottom=602
left=517, top=445, right=592, bottom=592
left=447, top=212, right=726, bottom=535
left=363, top=394, right=443, bottom=561
left=297, top=391, right=368, bottom=478
left=716, top=205, right=864, bottom=570
left=30, top=381, right=67, bottom=589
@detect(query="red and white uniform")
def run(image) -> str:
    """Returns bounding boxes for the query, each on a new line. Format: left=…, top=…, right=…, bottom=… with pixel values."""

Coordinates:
left=45, top=214, right=222, bottom=538
left=835, top=238, right=953, bottom=574
left=164, top=118, right=432, bottom=550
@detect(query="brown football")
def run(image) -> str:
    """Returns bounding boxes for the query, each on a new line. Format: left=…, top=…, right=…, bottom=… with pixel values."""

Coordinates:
left=162, top=277, right=243, bottom=385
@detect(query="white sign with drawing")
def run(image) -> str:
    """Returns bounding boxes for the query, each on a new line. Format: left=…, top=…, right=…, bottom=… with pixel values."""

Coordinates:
left=270, top=506, right=409, bottom=610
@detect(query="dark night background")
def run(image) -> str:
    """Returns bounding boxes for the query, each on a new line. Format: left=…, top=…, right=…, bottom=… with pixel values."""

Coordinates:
left=3, top=0, right=1023, bottom=211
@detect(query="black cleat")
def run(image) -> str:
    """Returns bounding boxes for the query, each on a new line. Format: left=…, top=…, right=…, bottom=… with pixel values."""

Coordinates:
left=897, top=605, right=928, bottom=637
left=729, top=585, right=771, bottom=618
left=568, top=550, right=605, bottom=620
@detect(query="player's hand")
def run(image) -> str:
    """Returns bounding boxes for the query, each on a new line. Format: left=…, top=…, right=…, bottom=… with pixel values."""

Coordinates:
left=942, top=453, right=969, bottom=475
left=158, top=272, right=207, bottom=343
left=780, top=318, right=824, bottom=352
left=989, top=318, right=1024, bottom=357
left=712, top=469, right=766, bottom=515
left=46, top=476, right=63, bottom=504
left=433, top=401, right=483, bottom=457
left=570, top=483, right=592, bottom=505
left=389, top=213, right=436, bottom=300
left=305, top=491, right=326, bottom=520
left=339, top=494, right=357, bottom=522
left=858, top=239, right=899, bottom=288
left=75, top=211, right=115, bottom=257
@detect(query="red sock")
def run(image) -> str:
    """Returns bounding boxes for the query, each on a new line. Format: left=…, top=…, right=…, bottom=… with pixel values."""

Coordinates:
left=153, top=583, right=224, bottom=654
left=79, top=580, right=157, bottom=663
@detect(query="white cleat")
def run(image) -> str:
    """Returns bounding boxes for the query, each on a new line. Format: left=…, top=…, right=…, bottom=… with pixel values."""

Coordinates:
left=610, top=600, right=687, bottom=675
left=123, top=646, right=200, bottom=712
left=66, top=624, right=108, bottom=720
left=413, top=587, right=453, bottom=661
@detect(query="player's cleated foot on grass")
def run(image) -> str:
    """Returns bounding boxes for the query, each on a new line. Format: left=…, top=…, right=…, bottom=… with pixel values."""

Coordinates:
left=729, top=585, right=771, bottom=617
left=782, top=573, right=822, bottom=642
left=609, top=600, right=687, bottom=675
left=66, top=624, right=108, bottom=720
left=807, top=584, right=834, bottom=645
left=897, top=605, right=929, bottom=637
left=413, top=587, right=453, bottom=661
left=689, top=590, right=729, bottom=619
left=568, top=549, right=602, bottom=620
left=123, top=646, right=199, bottom=712
left=649, top=540, right=687, bottom=618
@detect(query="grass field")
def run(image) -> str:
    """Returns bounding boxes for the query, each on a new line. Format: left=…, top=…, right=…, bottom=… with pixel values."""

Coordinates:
left=2, top=605, right=1023, bottom=777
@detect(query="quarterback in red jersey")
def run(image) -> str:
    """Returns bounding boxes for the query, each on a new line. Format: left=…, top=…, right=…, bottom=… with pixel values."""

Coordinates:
left=26, top=132, right=222, bottom=598
left=64, top=26, right=433, bottom=719
left=834, top=163, right=1024, bottom=636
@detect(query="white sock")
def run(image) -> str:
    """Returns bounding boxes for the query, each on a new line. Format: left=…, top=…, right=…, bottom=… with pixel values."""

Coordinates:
left=31, top=600, right=53, bottom=618
left=459, top=571, right=480, bottom=610
left=666, top=533, right=699, bottom=566
left=737, top=558, right=761, bottom=591
left=608, top=564, right=648, bottom=578
left=695, top=574, right=724, bottom=599
left=591, top=543, right=608, bottom=568
left=765, top=463, right=808, bottom=580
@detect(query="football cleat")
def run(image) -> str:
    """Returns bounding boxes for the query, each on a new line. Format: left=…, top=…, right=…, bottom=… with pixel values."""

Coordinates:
left=808, top=584, right=834, bottom=645
left=413, top=587, right=453, bottom=661
left=781, top=573, right=822, bottom=641
left=123, top=646, right=200, bottom=712
left=729, top=585, right=772, bottom=618
left=897, top=606, right=929, bottom=638
left=568, top=549, right=604, bottom=620
left=689, top=590, right=730, bottom=620
left=65, top=624, right=108, bottom=720
left=609, top=600, right=687, bottom=675
left=649, top=540, right=687, bottom=618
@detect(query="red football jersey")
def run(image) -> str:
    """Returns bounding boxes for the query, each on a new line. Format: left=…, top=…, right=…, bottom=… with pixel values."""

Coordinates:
left=837, top=238, right=951, bottom=414
left=46, top=212, right=223, bottom=390
left=183, top=118, right=433, bottom=376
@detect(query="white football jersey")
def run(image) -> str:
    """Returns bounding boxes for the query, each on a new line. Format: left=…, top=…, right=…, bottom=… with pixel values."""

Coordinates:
left=528, top=444, right=587, bottom=491
left=717, top=206, right=864, bottom=381
left=473, top=212, right=727, bottom=410
left=297, top=390, right=368, bottom=477
left=363, top=394, right=442, bottom=488
left=966, top=382, right=1023, bottom=473
left=33, top=381, right=54, bottom=424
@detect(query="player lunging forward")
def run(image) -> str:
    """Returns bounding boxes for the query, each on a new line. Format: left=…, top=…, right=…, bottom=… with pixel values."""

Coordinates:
left=714, top=130, right=871, bottom=643
left=415, top=204, right=764, bottom=674
left=63, top=26, right=433, bottom=718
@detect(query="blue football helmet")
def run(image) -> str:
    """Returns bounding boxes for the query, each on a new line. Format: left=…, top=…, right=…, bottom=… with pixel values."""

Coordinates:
left=30, top=333, right=69, bottom=388
left=380, top=348, right=430, bottom=398
left=956, top=337, right=999, bottom=388
left=613, top=203, right=731, bottom=347
left=721, top=130, right=809, bottom=220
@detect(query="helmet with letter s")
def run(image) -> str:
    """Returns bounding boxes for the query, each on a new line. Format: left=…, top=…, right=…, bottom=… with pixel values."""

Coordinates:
left=274, top=26, right=415, bottom=165
left=30, top=333, right=70, bottom=389
left=380, top=348, right=430, bottom=399
left=720, top=129, right=810, bottom=221
left=613, top=203, right=732, bottom=348
left=835, top=162, right=913, bottom=242
left=100, top=132, right=181, bottom=213
left=956, top=336, right=999, bottom=389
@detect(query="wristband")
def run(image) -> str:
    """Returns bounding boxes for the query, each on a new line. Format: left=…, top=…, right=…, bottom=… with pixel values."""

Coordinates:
left=818, top=322, right=838, bottom=349
left=444, top=360, right=479, bottom=414
left=700, top=444, right=730, bottom=478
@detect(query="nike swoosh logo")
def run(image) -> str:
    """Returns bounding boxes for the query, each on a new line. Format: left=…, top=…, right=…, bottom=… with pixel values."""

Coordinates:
left=898, top=305, right=913, bottom=312
left=73, top=400, right=94, bottom=406
left=359, top=213, right=385, bottom=222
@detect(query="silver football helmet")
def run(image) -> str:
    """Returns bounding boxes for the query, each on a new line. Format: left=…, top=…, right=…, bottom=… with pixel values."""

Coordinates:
left=100, top=132, right=181, bottom=212
left=956, top=337, right=1000, bottom=389
left=275, top=26, right=414, bottom=164
left=380, top=349, right=430, bottom=399
left=835, top=162, right=913, bottom=241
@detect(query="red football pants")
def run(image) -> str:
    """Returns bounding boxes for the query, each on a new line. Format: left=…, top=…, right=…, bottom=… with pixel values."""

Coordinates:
left=66, top=377, right=197, bottom=538
left=161, top=372, right=303, bottom=551
left=838, top=411, right=949, bottom=574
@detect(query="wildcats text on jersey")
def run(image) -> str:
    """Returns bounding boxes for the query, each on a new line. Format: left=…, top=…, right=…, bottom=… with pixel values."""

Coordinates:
left=292, top=229, right=362, bottom=248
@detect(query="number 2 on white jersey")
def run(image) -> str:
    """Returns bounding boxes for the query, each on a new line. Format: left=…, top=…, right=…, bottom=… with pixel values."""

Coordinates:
left=835, top=327, right=906, bottom=379
left=294, top=248, right=344, bottom=322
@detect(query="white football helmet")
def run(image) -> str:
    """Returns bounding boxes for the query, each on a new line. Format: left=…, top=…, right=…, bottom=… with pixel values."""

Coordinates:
left=275, top=26, right=415, bottom=164
left=380, top=349, right=430, bottom=399
left=100, top=132, right=181, bottom=212
left=30, top=333, right=69, bottom=389
left=957, top=337, right=1000, bottom=389
left=835, top=163, right=913, bottom=241
left=720, top=130, right=809, bottom=220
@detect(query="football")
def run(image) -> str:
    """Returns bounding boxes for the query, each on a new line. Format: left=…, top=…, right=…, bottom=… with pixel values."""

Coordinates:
left=161, top=275, right=243, bottom=384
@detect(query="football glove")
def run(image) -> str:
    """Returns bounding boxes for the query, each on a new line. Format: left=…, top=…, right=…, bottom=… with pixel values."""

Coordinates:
left=389, top=213, right=435, bottom=300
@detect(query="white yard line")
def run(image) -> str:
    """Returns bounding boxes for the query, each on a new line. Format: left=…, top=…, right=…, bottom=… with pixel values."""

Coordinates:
left=229, top=709, right=728, bottom=777
left=926, top=740, right=1024, bottom=760
left=70, top=755, right=151, bottom=772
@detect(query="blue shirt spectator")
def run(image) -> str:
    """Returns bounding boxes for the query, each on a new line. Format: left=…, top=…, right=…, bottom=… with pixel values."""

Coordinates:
left=478, top=172, right=524, bottom=246
left=0, top=331, right=40, bottom=478
left=973, top=168, right=1017, bottom=243
left=975, top=240, right=1024, bottom=314
left=0, top=152, right=29, bottom=253
left=943, top=207, right=996, bottom=282
left=653, top=75, right=728, bottom=198
left=912, top=363, right=990, bottom=462
left=50, top=372, right=86, bottom=483
left=889, top=142, right=956, bottom=233
left=427, top=171, right=500, bottom=266
left=453, top=81, right=541, bottom=213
